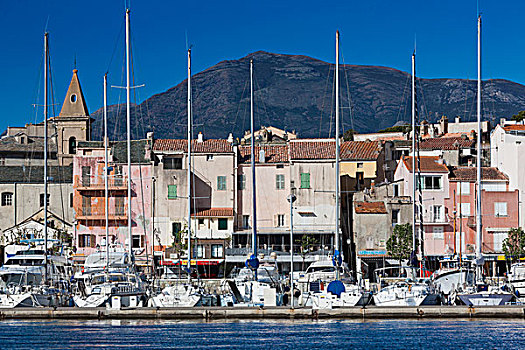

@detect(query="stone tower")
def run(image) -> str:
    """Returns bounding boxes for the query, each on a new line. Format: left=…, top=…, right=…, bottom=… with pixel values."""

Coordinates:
left=52, top=69, right=92, bottom=166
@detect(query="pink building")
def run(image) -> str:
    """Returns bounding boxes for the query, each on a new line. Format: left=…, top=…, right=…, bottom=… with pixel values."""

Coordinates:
left=444, top=167, right=519, bottom=258
left=72, top=139, right=153, bottom=264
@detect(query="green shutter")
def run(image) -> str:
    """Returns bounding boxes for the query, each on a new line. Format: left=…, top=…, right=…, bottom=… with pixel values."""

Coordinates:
left=218, top=176, right=226, bottom=190
left=168, top=185, right=177, bottom=199
left=218, top=218, right=228, bottom=230
left=300, top=173, right=310, bottom=188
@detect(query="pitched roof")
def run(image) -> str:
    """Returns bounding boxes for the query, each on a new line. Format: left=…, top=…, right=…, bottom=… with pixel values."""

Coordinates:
left=289, top=139, right=335, bottom=160
left=191, top=208, right=234, bottom=217
left=401, top=156, right=449, bottom=173
left=340, top=141, right=382, bottom=160
left=0, top=135, right=58, bottom=154
left=503, top=125, right=525, bottom=132
left=419, top=136, right=474, bottom=150
left=355, top=201, right=387, bottom=214
left=0, top=165, right=72, bottom=184
left=239, top=145, right=288, bottom=164
left=153, top=139, right=233, bottom=153
left=448, top=167, right=509, bottom=182
left=77, top=140, right=151, bottom=163
left=58, top=69, right=89, bottom=117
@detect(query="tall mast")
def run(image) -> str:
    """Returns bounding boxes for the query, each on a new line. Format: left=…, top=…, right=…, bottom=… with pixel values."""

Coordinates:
left=125, top=8, right=132, bottom=259
left=104, top=73, right=109, bottom=269
left=475, top=14, right=483, bottom=279
left=411, top=52, right=417, bottom=254
left=43, top=32, right=49, bottom=283
left=187, top=48, right=192, bottom=282
left=334, top=31, right=340, bottom=257
left=250, top=59, right=257, bottom=258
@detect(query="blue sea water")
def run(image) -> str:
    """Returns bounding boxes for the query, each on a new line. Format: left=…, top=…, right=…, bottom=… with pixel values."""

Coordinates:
left=0, top=319, right=523, bottom=349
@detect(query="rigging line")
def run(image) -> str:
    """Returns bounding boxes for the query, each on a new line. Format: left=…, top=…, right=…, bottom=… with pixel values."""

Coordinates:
left=230, top=77, right=249, bottom=136
left=416, top=77, right=431, bottom=122
left=254, top=74, right=271, bottom=132
left=318, top=63, right=332, bottom=138
left=395, top=73, right=411, bottom=124
left=462, top=77, right=470, bottom=121
left=129, top=39, right=145, bottom=140
left=340, top=50, right=355, bottom=133
left=328, top=63, right=336, bottom=138
left=28, top=46, right=46, bottom=171
left=106, top=18, right=125, bottom=74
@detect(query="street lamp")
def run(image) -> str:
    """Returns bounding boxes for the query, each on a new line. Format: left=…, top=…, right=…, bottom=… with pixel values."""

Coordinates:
left=287, top=193, right=297, bottom=308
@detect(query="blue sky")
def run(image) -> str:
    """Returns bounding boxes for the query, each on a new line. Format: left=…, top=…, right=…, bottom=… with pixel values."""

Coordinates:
left=1, top=0, right=524, bottom=132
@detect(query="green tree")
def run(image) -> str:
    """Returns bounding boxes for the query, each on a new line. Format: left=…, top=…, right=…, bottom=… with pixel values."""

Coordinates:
left=386, top=223, right=413, bottom=267
left=502, top=227, right=525, bottom=262
left=511, top=111, right=525, bottom=122
left=378, top=125, right=412, bottom=133
left=297, top=234, right=318, bottom=270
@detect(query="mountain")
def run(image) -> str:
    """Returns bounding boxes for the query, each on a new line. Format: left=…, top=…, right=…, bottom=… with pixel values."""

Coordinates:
left=90, top=51, right=525, bottom=140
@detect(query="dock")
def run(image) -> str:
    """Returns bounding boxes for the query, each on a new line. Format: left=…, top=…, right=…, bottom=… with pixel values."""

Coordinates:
left=1, top=306, right=525, bottom=320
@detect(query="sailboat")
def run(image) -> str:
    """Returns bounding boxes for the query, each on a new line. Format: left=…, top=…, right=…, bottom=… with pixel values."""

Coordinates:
left=72, top=9, right=148, bottom=308
left=455, top=15, right=514, bottom=306
left=373, top=48, right=439, bottom=307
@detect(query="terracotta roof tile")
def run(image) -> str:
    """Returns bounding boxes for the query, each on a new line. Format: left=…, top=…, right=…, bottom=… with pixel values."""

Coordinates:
left=419, top=137, right=474, bottom=150
left=449, top=167, right=509, bottom=182
left=239, top=145, right=288, bottom=164
left=340, top=141, right=382, bottom=160
left=355, top=201, right=387, bottom=214
left=503, top=125, right=525, bottom=132
left=153, top=139, right=233, bottom=153
left=191, top=208, right=234, bottom=217
left=401, top=156, right=449, bottom=173
left=289, top=139, right=335, bottom=160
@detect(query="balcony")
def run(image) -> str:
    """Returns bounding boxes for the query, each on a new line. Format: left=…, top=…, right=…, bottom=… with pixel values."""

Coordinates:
left=75, top=175, right=128, bottom=191
left=76, top=207, right=127, bottom=221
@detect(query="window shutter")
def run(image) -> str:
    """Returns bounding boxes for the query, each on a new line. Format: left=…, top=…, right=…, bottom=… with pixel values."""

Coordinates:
left=274, top=214, right=278, bottom=227
left=168, top=185, right=177, bottom=199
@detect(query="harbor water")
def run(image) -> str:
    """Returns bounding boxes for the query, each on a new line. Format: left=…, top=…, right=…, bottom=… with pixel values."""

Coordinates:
left=0, top=319, right=523, bottom=349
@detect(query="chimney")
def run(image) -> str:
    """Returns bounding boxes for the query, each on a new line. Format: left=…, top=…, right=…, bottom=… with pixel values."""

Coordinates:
left=197, top=132, right=204, bottom=143
left=146, top=131, right=154, bottom=141
left=420, top=120, right=429, bottom=136
left=455, top=116, right=461, bottom=124
left=259, top=149, right=266, bottom=163
left=469, top=130, right=476, bottom=141
left=436, top=157, right=444, bottom=165
left=440, top=115, right=449, bottom=135
left=500, top=118, right=506, bottom=126
left=227, top=133, right=234, bottom=143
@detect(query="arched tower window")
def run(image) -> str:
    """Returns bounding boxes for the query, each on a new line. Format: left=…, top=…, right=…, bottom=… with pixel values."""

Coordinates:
left=69, top=136, right=77, bottom=154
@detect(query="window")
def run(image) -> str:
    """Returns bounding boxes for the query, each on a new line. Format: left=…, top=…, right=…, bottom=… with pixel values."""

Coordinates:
left=1, top=192, right=13, bottom=206
left=40, top=193, right=50, bottom=207
left=460, top=203, right=471, bottom=216
left=82, top=195, right=91, bottom=215
left=198, top=218, right=205, bottom=226
left=482, top=182, right=506, bottom=192
left=164, top=157, right=182, bottom=169
left=392, top=209, right=400, bottom=225
left=197, top=245, right=205, bottom=258
left=217, top=176, right=227, bottom=190
left=81, top=166, right=91, bottom=186
left=79, top=234, right=96, bottom=248
left=68, top=137, right=76, bottom=154
left=357, top=162, right=363, bottom=168
left=276, top=174, right=285, bottom=190
left=300, top=173, right=310, bottom=189
left=115, top=197, right=125, bottom=216
left=432, top=205, right=443, bottom=222
left=242, top=215, right=249, bottom=229
left=69, top=193, right=73, bottom=208
left=207, top=154, right=214, bottom=161
left=457, top=182, right=470, bottom=195
left=276, top=214, right=285, bottom=227
left=238, top=174, right=246, bottom=190
left=393, top=183, right=399, bottom=197
left=132, top=235, right=144, bottom=248
left=70, top=94, right=77, bottom=103
left=168, top=185, right=177, bottom=199
left=211, top=244, right=223, bottom=258
left=172, top=222, right=182, bottom=239
left=420, top=176, right=442, bottom=190
left=495, top=202, right=508, bottom=217
left=433, top=227, right=444, bottom=240
left=218, top=218, right=228, bottom=230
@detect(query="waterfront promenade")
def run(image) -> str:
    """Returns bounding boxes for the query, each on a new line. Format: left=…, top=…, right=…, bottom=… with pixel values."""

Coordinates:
left=1, top=306, right=525, bottom=320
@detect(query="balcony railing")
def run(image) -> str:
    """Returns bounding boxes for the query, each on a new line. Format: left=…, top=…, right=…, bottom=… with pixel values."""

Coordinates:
left=76, top=207, right=127, bottom=220
left=226, top=246, right=332, bottom=257
left=75, top=175, right=127, bottom=190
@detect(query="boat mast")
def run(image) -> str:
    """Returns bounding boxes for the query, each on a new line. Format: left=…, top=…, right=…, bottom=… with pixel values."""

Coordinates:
left=411, top=51, right=416, bottom=255
left=43, top=32, right=49, bottom=284
left=125, top=8, right=132, bottom=259
left=250, top=59, right=257, bottom=260
left=335, top=31, right=340, bottom=258
left=475, top=14, right=483, bottom=282
left=104, top=73, right=110, bottom=270
left=187, top=48, right=192, bottom=282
